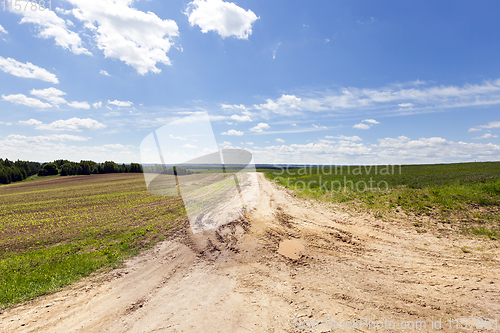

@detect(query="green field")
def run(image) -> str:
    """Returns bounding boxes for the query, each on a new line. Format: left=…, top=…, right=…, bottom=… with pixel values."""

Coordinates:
left=0, top=174, right=186, bottom=309
left=261, top=162, right=500, bottom=239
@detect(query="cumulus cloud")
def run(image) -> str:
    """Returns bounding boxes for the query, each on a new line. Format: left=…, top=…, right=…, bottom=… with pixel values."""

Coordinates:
left=108, top=100, right=133, bottom=107
left=93, top=101, right=102, bottom=108
left=276, top=138, right=285, bottom=143
left=68, top=0, right=179, bottom=74
left=0, top=135, right=136, bottom=162
left=185, top=0, right=258, bottom=39
left=19, top=119, right=43, bottom=126
left=0, top=24, right=7, bottom=34
left=255, top=94, right=303, bottom=116
left=100, top=70, right=110, bottom=76
left=16, top=5, right=90, bottom=55
left=326, top=135, right=363, bottom=142
left=353, top=119, right=379, bottom=130
left=251, top=136, right=500, bottom=164
left=20, top=117, right=106, bottom=131
left=0, top=56, right=59, bottom=83
left=182, top=143, right=198, bottom=149
left=233, top=79, right=500, bottom=119
left=169, top=134, right=186, bottom=140
left=221, top=129, right=243, bottom=136
left=373, top=136, right=500, bottom=163
left=2, top=94, right=52, bottom=108
left=469, top=121, right=500, bottom=132
left=250, top=123, right=270, bottom=133
left=230, top=114, right=252, bottom=122
left=30, top=87, right=67, bottom=105
left=353, top=123, right=370, bottom=130
left=473, top=133, right=498, bottom=140
left=221, top=104, right=247, bottom=111
left=5, top=134, right=89, bottom=143
left=67, top=101, right=91, bottom=109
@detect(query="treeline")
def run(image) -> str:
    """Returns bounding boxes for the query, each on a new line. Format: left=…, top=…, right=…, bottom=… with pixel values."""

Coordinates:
left=0, top=159, right=42, bottom=184
left=0, top=158, right=143, bottom=184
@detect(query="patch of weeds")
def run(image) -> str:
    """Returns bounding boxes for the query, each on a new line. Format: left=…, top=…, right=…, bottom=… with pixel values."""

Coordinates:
left=461, top=246, right=471, bottom=253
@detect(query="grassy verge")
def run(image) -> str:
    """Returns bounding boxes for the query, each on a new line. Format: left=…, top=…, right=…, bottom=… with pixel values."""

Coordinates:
left=260, top=162, right=500, bottom=239
left=0, top=174, right=186, bottom=309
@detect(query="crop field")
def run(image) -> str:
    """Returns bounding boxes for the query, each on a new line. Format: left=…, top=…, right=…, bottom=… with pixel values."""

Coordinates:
left=262, top=162, right=500, bottom=240
left=0, top=174, right=186, bottom=309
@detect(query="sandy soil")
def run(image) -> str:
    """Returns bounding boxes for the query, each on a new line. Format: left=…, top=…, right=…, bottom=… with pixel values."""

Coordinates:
left=1, top=174, right=499, bottom=332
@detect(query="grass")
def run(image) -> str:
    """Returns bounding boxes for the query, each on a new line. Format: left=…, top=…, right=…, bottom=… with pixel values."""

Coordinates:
left=260, top=162, right=500, bottom=239
left=0, top=173, right=186, bottom=309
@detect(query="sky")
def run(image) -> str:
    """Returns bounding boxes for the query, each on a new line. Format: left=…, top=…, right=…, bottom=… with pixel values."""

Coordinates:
left=1, top=0, right=500, bottom=165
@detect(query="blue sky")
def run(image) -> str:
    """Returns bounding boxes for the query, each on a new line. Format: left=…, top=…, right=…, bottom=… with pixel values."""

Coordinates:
left=1, top=0, right=500, bottom=164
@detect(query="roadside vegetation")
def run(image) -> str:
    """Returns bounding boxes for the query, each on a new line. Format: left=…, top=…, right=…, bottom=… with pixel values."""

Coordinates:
left=0, top=174, right=186, bottom=309
left=261, top=162, right=500, bottom=240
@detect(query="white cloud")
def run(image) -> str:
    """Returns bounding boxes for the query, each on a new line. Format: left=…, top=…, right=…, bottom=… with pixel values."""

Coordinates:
left=221, top=129, right=243, bottom=136
left=255, top=94, right=303, bottom=116
left=100, top=70, right=110, bottom=76
left=0, top=25, right=7, bottom=34
left=169, top=134, right=186, bottom=140
left=16, top=5, right=90, bottom=55
left=326, top=135, right=363, bottom=142
left=93, top=101, right=102, bottom=108
left=19, top=119, right=43, bottom=126
left=2, top=94, right=52, bottom=108
left=30, top=87, right=67, bottom=105
left=219, top=141, right=232, bottom=146
left=230, top=114, right=252, bottom=122
left=27, top=87, right=90, bottom=108
left=237, top=79, right=500, bottom=119
left=5, top=134, right=89, bottom=143
left=353, top=123, right=370, bottom=130
left=276, top=138, right=285, bottom=143
left=0, top=56, right=59, bottom=83
left=185, top=0, right=258, bottom=39
left=251, top=135, right=500, bottom=164
left=69, top=0, right=179, bottom=74
left=221, top=104, right=247, bottom=111
left=374, top=136, right=500, bottom=163
left=182, top=143, right=198, bottom=149
left=353, top=119, right=379, bottom=130
left=67, top=101, right=91, bottom=109
left=108, top=100, right=133, bottom=107
left=473, top=133, right=498, bottom=140
left=0, top=135, right=136, bottom=163
left=250, top=123, right=270, bottom=133
left=469, top=121, right=500, bottom=132
left=22, top=117, right=106, bottom=131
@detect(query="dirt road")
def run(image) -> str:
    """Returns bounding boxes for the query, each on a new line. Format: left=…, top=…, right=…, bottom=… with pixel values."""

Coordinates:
left=1, top=174, right=499, bottom=332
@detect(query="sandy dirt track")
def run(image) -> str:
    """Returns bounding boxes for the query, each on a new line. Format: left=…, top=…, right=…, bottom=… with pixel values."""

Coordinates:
left=1, top=174, right=499, bottom=332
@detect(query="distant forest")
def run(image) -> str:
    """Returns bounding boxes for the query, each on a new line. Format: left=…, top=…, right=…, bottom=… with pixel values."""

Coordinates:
left=0, top=159, right=143, bottom=185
